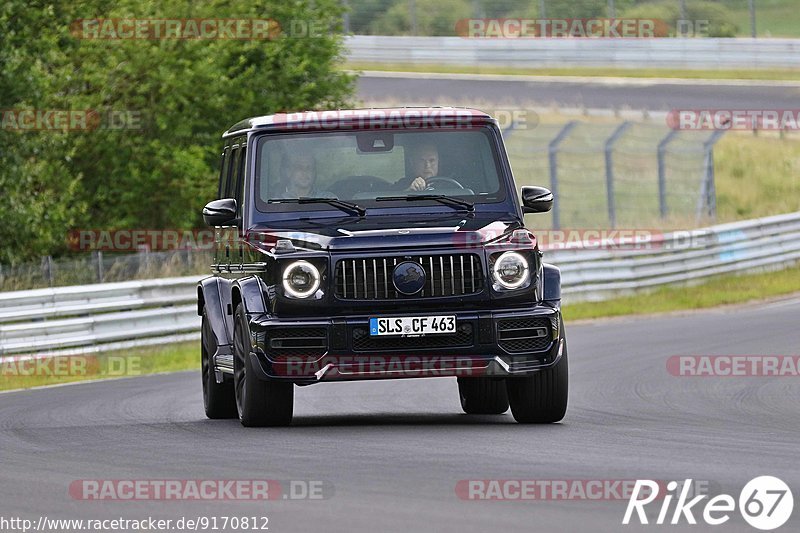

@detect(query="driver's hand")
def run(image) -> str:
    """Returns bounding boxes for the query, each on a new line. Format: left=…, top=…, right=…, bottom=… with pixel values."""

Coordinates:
left=406, top=177, right=426, bottom=191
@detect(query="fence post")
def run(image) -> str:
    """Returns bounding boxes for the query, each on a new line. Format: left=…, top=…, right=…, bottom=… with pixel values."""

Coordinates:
left=657, top=129, right=680, bottom=219
left=43, top=255, right=54, bottom=287
left=604, top=121, right=632, bottom=229
left=95, top=250, right=105, bottom=283
left=342, top=0, right=350, bottom=34
left=409, top=0, right=417, bottom=36
left=502, top=120, right=517, bottom=138
left=145, top=246, right=151, bottom=274
left=697, top=130, right=726, bottom=222
left=548, top=121, right=578, bottom=229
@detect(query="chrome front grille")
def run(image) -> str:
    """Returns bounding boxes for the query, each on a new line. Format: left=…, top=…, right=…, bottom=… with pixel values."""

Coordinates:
left=335, top=254, right=484, bottom=300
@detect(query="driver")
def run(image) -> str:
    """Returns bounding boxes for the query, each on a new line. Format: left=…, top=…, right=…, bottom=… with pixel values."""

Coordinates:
left=395, top=143, right=439, bottom=192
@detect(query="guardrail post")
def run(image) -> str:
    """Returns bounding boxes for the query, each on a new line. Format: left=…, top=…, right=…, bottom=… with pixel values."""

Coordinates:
left=604, top=121, right=632, bottom=229
left=548, top=120, right=578, bottom=229
left=697, top=130, right=725, bottom=222
left=657, top=129, right=680, bottom=219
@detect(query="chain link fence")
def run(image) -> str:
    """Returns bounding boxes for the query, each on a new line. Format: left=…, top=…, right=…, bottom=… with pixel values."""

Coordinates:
left=505, top=119, right=724, bottom=230
left=0, top=250, right=211, bottom=292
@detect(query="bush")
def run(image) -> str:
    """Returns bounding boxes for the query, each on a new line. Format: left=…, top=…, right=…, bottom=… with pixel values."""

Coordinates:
left=370, top=0, right=473, bottom=36
left=622, top=1, right=739, bottom=37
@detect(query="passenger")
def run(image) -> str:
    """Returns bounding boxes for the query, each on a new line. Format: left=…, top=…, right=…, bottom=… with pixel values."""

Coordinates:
left=276, top=153, right=334, bottom=198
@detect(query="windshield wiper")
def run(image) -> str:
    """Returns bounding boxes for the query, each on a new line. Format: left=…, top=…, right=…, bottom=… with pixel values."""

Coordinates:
left=375, top=194, right=475, bottom=212
left=269, top=197, right=366, bottom=217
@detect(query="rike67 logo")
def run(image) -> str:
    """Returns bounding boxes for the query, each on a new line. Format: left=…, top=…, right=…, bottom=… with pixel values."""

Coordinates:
left=624, top=477, right=794, bottom=530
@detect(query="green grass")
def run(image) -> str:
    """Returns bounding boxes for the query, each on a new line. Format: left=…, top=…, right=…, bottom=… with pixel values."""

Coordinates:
left=727, top=0, right=800, bottom=37
left=564, top=264, right=800, bottom=321
left=347, top=62, right=800, bottom=81
left=715, top=132, right=800, bottom=221
left=0, top=341, right=199, bottom=392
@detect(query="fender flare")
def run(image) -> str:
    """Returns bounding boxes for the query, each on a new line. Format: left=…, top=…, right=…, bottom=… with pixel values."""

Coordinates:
left=542, top=263, right=561, bottom=303
left=232, top=275, right=268, bottom=315
left=197, top=276, right=234, bottom=348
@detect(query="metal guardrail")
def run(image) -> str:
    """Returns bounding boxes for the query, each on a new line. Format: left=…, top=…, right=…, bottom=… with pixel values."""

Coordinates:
left=1, top=212, right=799, bottom=356
left=548, top=211, right=800, bottom=300
left=0, top=276, right=201, bottom=356
left=345, top=36, right=800, bottom=70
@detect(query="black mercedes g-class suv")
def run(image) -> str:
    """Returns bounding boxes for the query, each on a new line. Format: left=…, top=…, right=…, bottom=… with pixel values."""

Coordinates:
left=198, top=108, right=567, bottom=426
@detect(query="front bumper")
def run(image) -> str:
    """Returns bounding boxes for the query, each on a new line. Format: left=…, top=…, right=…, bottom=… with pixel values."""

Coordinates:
left=246, top=305, right=563, bottom=383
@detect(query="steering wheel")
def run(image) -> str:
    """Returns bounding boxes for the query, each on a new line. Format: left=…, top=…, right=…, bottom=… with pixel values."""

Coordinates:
left=424, top=177, right=465, bottom=190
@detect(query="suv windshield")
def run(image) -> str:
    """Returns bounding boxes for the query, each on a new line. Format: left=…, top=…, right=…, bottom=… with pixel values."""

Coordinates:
left=254, top=127, right=504, bottom=212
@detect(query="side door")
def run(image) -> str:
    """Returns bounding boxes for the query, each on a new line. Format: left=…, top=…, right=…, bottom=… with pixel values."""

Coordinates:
left=216, top=140, right=242, bottom=275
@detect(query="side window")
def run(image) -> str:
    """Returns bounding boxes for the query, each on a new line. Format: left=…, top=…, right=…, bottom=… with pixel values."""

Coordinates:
left=224, top=146, right=239, bottom=198
left=234, top=146, right=247, bottom=216
left=217, top=147, right=230, bottom=199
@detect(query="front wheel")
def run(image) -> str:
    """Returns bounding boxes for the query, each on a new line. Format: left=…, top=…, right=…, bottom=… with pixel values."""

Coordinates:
left=201, top=308, right=237, bottom=419
left=233, top=303, right=293, bottom=427
left=457, top=377, right=509, bottom=414
left=506, top=338, right=569, bottom=424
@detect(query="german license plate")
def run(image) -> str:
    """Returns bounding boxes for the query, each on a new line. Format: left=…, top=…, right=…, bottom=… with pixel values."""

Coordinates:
left=369, top=316, right=456, bottom=336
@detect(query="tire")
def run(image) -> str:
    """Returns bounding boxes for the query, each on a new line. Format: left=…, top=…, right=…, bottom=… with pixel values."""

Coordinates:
left=233, top=303, right=293, bottom=427
left=201, top=308, right=237, bottom=419
left=457, top=377, right=509, bottom=414
left=506, top=337, right=569, bottom=424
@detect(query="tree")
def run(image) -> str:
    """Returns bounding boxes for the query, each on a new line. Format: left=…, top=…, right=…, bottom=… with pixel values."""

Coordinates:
left=0, top=0, right=354, bottom=264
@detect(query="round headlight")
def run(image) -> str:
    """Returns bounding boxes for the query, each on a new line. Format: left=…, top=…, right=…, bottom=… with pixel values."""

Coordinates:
left=492, top=251, right=529, bottom=289
left=282, top=260, right=320, bottom=298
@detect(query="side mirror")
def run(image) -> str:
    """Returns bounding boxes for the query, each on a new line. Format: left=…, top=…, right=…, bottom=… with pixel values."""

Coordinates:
left=203, top=198, right=237, bottom=226
left=521, top=186, right=553, bottom=213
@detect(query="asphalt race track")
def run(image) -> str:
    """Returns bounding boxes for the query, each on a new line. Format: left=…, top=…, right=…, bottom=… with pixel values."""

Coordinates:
left=1, top=297, right=799, bottom=532
left=357, top=73, right=800, bottom=111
